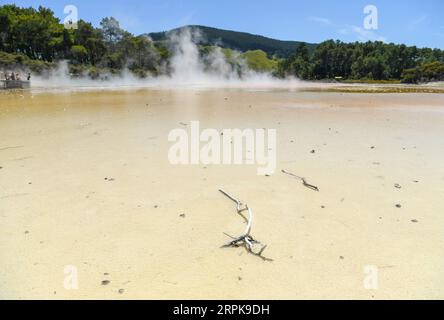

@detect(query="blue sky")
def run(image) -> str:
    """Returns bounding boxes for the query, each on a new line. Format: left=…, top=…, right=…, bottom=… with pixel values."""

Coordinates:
left=4, top=0, right=444, bottom=48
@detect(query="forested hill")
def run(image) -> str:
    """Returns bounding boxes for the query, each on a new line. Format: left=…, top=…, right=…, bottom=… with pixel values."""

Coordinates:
left=149, top=25, right=316, bottom=58
left=1, top=4, right=443, bottom=83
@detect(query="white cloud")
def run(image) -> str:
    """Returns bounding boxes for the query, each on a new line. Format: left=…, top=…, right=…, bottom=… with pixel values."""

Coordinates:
left=336, top=26, right=387, bottom=42
left=308, top=16, right=333, bottom=26
left=307, top=16, right=388, bottom=43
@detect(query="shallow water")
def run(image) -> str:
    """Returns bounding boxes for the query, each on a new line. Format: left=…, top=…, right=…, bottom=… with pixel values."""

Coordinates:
left=1, top=88, right=444, bottom=299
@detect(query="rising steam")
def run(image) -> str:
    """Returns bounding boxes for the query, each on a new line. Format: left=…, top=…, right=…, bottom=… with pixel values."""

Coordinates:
left=32, top=28, right=311, bottom=92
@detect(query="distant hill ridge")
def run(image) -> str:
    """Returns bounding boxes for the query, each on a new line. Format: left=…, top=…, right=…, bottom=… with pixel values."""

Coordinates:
left=148, top=25, right=316, bottom=58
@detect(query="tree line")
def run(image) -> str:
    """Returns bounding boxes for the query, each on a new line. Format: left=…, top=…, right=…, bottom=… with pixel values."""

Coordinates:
left=276, top=40, right=444, bottom=82
left=1, top=4, right=443, bottom=83
left=276, top=41, right=444, bottom=83
left=0, top=4, right=168, bottom=78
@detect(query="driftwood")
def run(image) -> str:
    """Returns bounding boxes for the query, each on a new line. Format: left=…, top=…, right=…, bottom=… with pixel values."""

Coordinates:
left=281, top=169, right=319, bottom=192
left=219, top=189, right=272, bottom=261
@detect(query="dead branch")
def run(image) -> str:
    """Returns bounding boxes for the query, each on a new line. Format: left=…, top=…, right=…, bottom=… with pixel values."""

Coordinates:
left=281, top=169, right=319, bottom=192
left=219, top=189, right=272, bottom=261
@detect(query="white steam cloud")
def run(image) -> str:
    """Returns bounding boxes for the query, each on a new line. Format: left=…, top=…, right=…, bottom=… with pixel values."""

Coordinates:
left=31, top=28, right=318, bottom=92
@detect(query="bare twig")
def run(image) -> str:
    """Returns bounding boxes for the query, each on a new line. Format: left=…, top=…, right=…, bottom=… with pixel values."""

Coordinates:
left=219, top=189, right=272, bottom=261
left=219, top=189, right=248, bottom=213
left=281, top=169, right=319, bottom=192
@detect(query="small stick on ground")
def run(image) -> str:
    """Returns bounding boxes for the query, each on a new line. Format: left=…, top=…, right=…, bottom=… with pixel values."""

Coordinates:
left=281, top=170, right=319, bottom=192
left=219, top=189, right=272, bottom=261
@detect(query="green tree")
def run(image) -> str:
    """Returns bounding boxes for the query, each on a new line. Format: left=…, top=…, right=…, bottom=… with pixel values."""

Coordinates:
left=70, top=45, right=88, bottom=64
left=73, top=20, right=106, bottom=65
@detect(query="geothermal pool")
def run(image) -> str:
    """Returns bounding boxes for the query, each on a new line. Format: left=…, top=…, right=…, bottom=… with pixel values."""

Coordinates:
left=1, top=88, right=444, bottom=299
